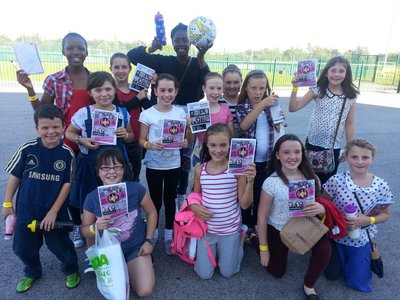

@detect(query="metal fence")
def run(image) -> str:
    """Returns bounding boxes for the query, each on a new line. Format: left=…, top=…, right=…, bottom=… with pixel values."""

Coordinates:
left=1, top=48, right=399, bottom=92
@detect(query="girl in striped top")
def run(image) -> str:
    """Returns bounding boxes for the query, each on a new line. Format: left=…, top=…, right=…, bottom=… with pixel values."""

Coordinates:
left=190, top=123, right=256, bottom=279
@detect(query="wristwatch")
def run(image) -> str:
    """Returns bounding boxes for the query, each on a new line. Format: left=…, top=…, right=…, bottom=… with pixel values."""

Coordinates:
left=145, top=237, right=157, bottom=245
left=75, top=135, right=82, bottom=145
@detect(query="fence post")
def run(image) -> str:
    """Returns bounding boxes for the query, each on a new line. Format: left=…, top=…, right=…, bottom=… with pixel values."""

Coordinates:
left=358, top=61, right=364, bottom=89
left=372, top=55, right=379, bottom=82
left=392, top=55, right=400, bottom=86
left=271, top=59, right=277, bottom=88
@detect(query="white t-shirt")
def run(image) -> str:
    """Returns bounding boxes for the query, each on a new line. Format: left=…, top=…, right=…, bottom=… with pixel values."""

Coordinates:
left=307, top=87, right=356, bottom=149
left=139, top=106, right=186, bottom=170
left=261, top=173, right=291, bottom=231
left=323, top=171, right=393, bottom=247
left=71, top=105, right=130, bottom=154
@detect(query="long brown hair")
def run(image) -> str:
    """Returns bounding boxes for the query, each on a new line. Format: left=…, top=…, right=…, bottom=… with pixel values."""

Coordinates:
left=200, top=123, right=232, bottom=163
left=238, top=70, right=271, bottom=104
left=267, top=134, right=321, bottom=197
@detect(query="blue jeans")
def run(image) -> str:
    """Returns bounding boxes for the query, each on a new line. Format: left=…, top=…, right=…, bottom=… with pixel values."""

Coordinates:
left=13, top=222, right=79, bottom=278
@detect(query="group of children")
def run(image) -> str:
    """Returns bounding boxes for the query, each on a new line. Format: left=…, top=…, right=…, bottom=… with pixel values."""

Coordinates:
left=3, top=29, right=394, bottom=299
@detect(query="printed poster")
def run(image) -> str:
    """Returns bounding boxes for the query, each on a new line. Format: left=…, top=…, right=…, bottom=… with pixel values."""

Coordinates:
left=13, top=43, right=44, bottom=75
left=297, top=59, right=317, bottom=87
left=129, top=63, right=155, bottom=92
left=162, top=118, right=186, bottom=149
left=98, top=183, right=128, bottom=220
left=228, top=138, right=256, bottom=175
left=91, top=109, right=119, bottom=145
left=288, top=179, right=315, bottom=217
left=187, top=101, right=211, bottom=133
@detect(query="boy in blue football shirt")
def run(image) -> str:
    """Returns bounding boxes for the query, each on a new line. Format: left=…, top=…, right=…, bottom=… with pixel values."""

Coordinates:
left=2, top=104, right=79, bottom=293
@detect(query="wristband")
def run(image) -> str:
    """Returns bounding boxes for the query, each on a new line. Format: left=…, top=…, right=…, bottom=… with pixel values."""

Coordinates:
left=143, top=141, right=149, bottom=149
left=29, top=95, right=38, bottom=102
left=90, top=224, right=95, bottom=235
left=123, top=132, right=129, bottom=141
left=75, top=135, right=82, bottom=145
left=145, top=46, right=151, bottom=54
left=292, top=87, right=298, bottom=92
left=370, top=216, right=376, bottom=225
left=3, top=202, right=13, bottom=208
left=259, top=245, right=269, bottom=251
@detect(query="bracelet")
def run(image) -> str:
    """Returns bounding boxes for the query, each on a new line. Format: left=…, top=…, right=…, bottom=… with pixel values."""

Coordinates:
left=90, top=224, right=95, bottom=235
left=143, top=141, right=149, bottom=149
left=145, top=46, right=151, bottom=54
left=370, top=216, right=376, bottom=225
left=29, top=95, right=38, bottom=102
left=3, top=202, right=13, bottom=208
left=259, top=245, right=269, bottom=251
left=292, top=87, right=298, bottom=92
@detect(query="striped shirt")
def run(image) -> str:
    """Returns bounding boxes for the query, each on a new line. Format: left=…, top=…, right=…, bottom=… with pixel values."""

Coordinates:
left=200, top=162, right=241, bottom=235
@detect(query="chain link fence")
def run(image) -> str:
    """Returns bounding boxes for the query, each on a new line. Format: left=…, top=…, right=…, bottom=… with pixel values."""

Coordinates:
left=1, top=48, right=399, bottom=92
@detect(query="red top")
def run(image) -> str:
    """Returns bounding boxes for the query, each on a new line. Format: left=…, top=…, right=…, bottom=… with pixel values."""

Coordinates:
left=116, top=89, right=141, bottom=142
left=64, top=89, right=93, bottom=150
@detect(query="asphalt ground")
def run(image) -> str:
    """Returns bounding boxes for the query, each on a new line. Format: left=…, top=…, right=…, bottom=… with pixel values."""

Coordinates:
left=0, top=91, right=399, bottom=300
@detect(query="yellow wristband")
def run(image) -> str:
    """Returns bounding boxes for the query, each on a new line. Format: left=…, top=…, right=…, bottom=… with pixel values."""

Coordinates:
left=370, top=216, right=376, bottom=225
left=3, top=202, right=13, bottom=208
left=292, top=87, right=298, bottom=92
left=259, top=245, right=269, bottom=251
left=143, top=141, right=149, bottom=149
left=29, top=95, right=38, bottom=102
left=90, top=224, right=95, bottom=235
left=145, top=46, right=151, bottom=54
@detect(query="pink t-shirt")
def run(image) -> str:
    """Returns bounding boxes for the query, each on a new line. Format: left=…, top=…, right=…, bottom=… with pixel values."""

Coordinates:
left=197, top=103, right=233, bottom=145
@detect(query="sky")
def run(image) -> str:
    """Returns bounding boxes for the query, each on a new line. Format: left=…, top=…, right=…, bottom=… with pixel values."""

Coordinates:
left=1, top=0, right=399, bottom=54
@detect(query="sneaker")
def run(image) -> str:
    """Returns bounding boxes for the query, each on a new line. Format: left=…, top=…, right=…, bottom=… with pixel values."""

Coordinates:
left=84, top=259, right=93, bottom=274
left=66, top=273, right=80, bottom=289
left=164, top=239, right=173, bottom=255
left=16, top=276, right=39, bottom=293
left=72, top=225, right=85, bottom=248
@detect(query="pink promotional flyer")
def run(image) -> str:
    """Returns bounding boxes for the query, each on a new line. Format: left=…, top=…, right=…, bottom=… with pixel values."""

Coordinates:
left=97, top=182, right=128, bottom=220
left=228, top=138, right=256, bottom=175
left=288, top=179, right=315, bottom=217
left=162, top=118, right=186, bottom=149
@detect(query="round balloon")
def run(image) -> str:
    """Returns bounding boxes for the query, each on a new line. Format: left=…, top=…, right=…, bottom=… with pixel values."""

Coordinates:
left=187, top=16, right=216, bottom=47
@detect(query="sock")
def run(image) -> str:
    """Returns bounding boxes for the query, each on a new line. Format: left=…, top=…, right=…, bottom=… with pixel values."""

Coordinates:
left=164, top=229, right=173, bottom=241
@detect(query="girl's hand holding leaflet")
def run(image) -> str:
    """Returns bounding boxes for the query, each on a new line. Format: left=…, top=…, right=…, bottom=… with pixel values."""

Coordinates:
left=291, top=72, right=299, bottom=87
left=81, top=137, right=100, bottom=150
left=302, top=201, right=325, bottom=217
left=181, top=138, right=188, bottom=149
left=260, top=249, right=270, bottom=267
left=149, top=141, right=163, bottom=151
left=96, top=216, right=112, bottom=231
left=262, top=93, right=279, bottom=108
left=190, top=204, right=213, bottom=221
left=16, top=69, right=34, bottom=90
left=243, top=163, right=256, bottom=182
left=115, top=127, right=127, bottom=139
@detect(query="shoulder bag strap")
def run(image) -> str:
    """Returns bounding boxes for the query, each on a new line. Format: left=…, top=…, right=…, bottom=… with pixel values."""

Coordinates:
left=177, top=57, right=193, bottom=89
left=353, top=192, right=374, bottom=251
left=331, top=97, right=347, bottom=149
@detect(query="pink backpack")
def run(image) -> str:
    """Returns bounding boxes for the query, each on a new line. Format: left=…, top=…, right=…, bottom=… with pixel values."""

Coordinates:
left=172, top=192, right=216, bottom=267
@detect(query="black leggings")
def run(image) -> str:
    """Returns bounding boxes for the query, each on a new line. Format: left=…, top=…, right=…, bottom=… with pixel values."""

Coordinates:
left=146, top=167, right=181, bottom=230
